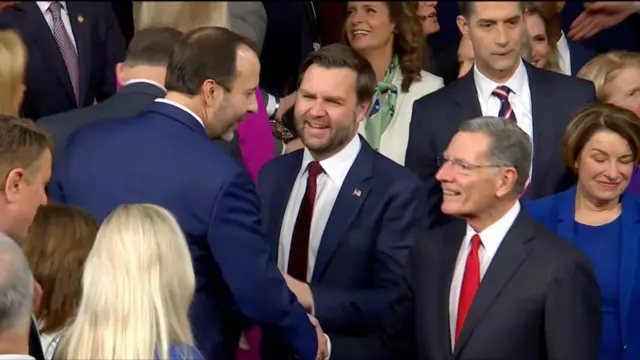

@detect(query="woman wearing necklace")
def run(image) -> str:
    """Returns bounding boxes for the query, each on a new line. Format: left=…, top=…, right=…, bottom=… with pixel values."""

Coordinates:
left=344, top=1, right=444, bottom=165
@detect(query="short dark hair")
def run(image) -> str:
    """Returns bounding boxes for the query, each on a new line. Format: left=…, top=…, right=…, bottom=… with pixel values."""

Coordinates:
left=563, top=103, right=640, bottom=172
left=297, top=44, right=376, bottom=103
left=124, top=27, right=184, bottom=67
left=459, top=1, right=525, bottom=18
left=164, top=26, right=259, bottom=95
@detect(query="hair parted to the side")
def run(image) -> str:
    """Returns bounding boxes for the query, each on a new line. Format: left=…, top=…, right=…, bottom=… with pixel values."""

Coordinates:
left=54, top=204, right=196, bottom=360
left=0, top=115, right=52, bottom=190
left=298, top=43, right=377, bottom=103
left=124, top=27, right=184, bottom=67
left=577, top=51, right=640, bottom=103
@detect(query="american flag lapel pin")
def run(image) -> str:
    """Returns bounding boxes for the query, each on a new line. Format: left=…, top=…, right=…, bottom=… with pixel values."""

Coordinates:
left=77, top=15, right=84, bottom=23
left=353, top=188, right=362, bottom=197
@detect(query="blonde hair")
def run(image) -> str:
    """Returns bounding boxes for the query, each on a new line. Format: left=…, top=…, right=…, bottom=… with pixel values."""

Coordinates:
left=523, top=3, right=562, bottom=73
left=55, top=204, right=196, bottom=360
left=134, top=1, right=229, bottom=32
left=577, top=51, right=640, bottom=103
left=0, top=30, right=26, bottom=116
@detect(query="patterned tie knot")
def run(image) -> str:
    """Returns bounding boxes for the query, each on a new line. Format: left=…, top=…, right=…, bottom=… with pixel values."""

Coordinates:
left=470, top=234, right=482, bottom=252
left=49, top=1, right=62, bottom=18
left=492, top=85, right=512, bottom=102
left=307, top=161, right=324, bottom=179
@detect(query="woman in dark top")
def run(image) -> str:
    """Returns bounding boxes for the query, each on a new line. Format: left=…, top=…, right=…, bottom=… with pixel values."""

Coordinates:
left=526, top=103, right=640, bottom=360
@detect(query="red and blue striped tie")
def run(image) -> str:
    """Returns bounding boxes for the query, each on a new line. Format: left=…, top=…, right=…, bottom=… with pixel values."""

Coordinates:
left=492, top=85, right=517, bottom=124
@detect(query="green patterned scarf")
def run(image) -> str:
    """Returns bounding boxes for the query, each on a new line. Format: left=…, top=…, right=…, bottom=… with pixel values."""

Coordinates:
left=364, top=55, right=400, bottom=151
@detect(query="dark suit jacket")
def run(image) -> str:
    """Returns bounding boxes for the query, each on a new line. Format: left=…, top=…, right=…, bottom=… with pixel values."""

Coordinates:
left=526, top=186, right=640, bottom=360
left=0, top=1, right=125, bottom=120
left=47, top=102, right=318, bottom=360
left=37, top=82, right=243, bottom=167
left=330, top=208, right=602, bottom=360
left=567, top=39, right=597, bottom=75
left=29, top=319, right=44, bottom=360
left=405, top=63, right=596, bottom=229
left=257, top=138, right=427, bottom=334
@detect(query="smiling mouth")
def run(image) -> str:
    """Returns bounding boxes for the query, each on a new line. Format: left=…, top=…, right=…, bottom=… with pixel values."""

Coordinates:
left=443, top=189, right=461, bottom=196
left=306, top=121, right=329, bottom=130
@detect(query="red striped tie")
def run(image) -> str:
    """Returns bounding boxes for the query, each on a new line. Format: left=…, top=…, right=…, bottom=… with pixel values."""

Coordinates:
left=492, top=85, right=517, bottom=124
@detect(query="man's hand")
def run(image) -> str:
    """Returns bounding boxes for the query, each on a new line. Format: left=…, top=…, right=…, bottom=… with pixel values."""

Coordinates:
left=275, top=92, right=297, bottom=121
left=308, top=314, right=329, bottom=360
left=568, top=2, right=638, bottom=40
left=283, top=273, right=314, bottom=312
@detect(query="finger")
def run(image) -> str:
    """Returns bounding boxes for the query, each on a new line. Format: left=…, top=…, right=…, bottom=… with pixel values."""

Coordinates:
left=584, top=2, right=606, bottom=11
left=569, top=17, right=597, bottom=40
left=568, top=12, right=591, bottom=37
left=575, top=18, right=602, bottom=40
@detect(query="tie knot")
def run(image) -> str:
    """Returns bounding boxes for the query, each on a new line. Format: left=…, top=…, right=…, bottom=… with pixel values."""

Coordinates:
left=49, top=1, right=62, bottom=16
left=470, top=234, right=482, bottom=251
left=307, top=161, right=324, bottom=179
left=492, top=85, right=512, bottom=101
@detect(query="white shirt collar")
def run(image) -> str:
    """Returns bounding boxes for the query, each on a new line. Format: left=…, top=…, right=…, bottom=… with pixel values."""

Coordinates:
left=153, top=98, right=205, bottom=129
left=556, top=31, right=572, bottom=75
left=301, top=135, right=362, bottom=186
left=124, top=79, right=166, bottom=91
left=36, top=1, right=67, bottom=13
left=0, top=355, right=35, bottom=360
left=473, top=59, right=528, bottom=101
left=464, top=201, right=521, bottom=256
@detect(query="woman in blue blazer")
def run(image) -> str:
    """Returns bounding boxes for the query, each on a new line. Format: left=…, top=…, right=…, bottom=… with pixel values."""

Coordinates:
left=526, top=104, right=640, bottom=360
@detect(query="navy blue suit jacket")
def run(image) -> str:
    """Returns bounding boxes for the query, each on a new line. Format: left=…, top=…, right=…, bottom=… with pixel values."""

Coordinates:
left=48, top=102, right=317, bottom=360
left=526, top=187, right=640, bottom=360
left=0, top=2, right=125, bottom=120
left=257, top=138, right=427, bottom=334
left=405, top=62, right=596, bottom=229
left=568, top=40, right=597, bottom=75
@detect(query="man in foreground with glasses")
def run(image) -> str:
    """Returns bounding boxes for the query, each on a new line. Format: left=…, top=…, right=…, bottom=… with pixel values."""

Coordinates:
left=327, top=116, right=601, bottom=360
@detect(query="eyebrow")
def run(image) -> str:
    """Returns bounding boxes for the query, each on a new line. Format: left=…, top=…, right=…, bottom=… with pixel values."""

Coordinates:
left=299, top=89, right=347, bottom=103
left=590, top=148, right=633, bottom=157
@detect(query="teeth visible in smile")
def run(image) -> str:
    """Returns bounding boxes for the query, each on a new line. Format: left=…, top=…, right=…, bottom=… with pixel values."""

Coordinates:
left=443, top=189, right=460, bottom=196
left=308, top=123, right=328, bottom=129
left=352, top=30, right=369, bottom=36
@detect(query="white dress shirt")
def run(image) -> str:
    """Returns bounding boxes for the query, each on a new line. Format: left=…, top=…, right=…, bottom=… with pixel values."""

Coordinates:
left=556, top=32, right=572, bottom=76
left=448, top=201, right=521, bottom=349
left=473, top=61, right=534, bottom=185
left=36, top=1, right=77, bottom=52
left=154, top=98, right=205, bottom=129
left=0, top=356, right=34, bottom=360
left=278, top=135, right=362, bottom=282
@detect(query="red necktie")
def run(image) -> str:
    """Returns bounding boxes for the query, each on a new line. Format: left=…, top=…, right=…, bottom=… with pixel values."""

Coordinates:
left=492, top=85, right=517, bottom=124
left=287, top=161, right=323, bottom=282
left=455, top=234, right=482, bottom=344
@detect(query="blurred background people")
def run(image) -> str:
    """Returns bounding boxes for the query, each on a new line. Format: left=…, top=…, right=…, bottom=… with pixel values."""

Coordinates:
left=0, top=30, right=26, bottom=116
left=0, top=234, right=40, bottom=359
left=523, top=3, right=561, bottom=73
left=0, top=2, right=125, bottom=120
left=54, top=204, right=203, bottom=360
left=342, top=1, right=444, bottom=165
left=21, top=205, right=98, bottom=360
left=527, top=103, right=640, bottom=360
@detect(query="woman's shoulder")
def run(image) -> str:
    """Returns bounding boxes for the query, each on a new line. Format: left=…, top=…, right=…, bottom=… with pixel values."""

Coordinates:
left=405, top=70, right=444, bottom=96
left=167, top=343, right=204, bottom=360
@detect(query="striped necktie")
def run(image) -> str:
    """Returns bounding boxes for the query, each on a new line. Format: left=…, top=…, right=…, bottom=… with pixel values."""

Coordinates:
left=492, top=85, right=517, bottom=124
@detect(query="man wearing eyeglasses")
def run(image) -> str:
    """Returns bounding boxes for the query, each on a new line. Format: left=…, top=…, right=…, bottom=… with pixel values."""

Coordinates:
left=328, top=116, right=601, bottom=360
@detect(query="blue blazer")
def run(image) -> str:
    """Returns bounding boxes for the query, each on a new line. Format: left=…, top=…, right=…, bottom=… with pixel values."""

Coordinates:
left=48, top=102, right=317, bottom=360
left=567, top=40, right=597, bottom=76
left=256, top=138, right=427, bottom=334
left=526, top=186, right=640, bottom=359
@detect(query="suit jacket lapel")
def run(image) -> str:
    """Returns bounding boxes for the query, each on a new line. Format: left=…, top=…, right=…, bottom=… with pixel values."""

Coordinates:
left=438, top=220, right=466, bottom=359
left=20, top=2, right=76, bottom=103
left=454, top=211, right=535, bottom=357
left=527, top=65, right=555, bottom=200
left=66, top=3, right=90, bottom=104
left=311, top=139, right=373, bottom=281
left=453, top=71, right=482, bottom=121
left=267, top=153, right=302, bottom=252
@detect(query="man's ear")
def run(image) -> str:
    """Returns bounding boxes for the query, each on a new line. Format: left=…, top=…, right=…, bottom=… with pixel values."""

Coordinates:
left=33, top=281, right=43, bottom=314
left=356, top=99, right=371, bottom=123
left=456, top=15, right=469, bottom=37
left=4, top=168, right=25, bottom=204
left=115, top=62, right=127, bottom=86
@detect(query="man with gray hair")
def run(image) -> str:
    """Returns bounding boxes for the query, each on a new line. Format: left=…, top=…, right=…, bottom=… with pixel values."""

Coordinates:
left=327, top=117, right=602, bottom=360
left=0, top=234, right=38, bottom=359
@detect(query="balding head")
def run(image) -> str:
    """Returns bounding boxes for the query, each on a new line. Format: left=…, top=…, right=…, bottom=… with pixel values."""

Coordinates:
left=0, top=233, right=34, bottom=332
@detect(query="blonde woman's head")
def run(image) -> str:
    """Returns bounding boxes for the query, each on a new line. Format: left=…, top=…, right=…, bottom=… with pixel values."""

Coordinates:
left=134, top=1, right=229, bottom=33
left=0, top=30, right=27, bottom=116
left=56, top=204, right=196, bottom=360
left=578, top=51, right=640, bottom=118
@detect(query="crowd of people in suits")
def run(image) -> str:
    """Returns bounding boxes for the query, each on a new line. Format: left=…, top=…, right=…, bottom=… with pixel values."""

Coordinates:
left=0, top=1, right=639, bottom=360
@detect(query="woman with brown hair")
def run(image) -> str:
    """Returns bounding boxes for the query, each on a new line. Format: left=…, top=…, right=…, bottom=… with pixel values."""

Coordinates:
left=523, top=2, right=562, bottom=73
left=21, top=204, right=98, bottom=360
left=0, top=29, right=27, bottom=116
left=343, top=1, right=443, bottom=165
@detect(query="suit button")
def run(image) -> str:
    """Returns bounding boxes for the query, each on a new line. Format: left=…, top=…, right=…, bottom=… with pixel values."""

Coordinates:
left=623, top=344, right=628, bottom=351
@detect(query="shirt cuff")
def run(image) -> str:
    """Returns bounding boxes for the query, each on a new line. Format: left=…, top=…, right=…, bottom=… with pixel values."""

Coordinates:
left=324, top=334, right=331, bottom=360
left=265, top=93, right=278, bottom=118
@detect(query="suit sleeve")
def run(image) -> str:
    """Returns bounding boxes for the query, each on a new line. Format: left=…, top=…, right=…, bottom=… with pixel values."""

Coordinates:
left=329, top=245, right=419, bottom=360
left=228, top=1, right=268, bottom=53
left=544, top=254, right=601, bottom=360
left=404, top=98, right=443, bottom=229
left=207, top=170, right=318, bottom=360
left=311, top=179, right=427, bottom=333
left=96, top=3, right=125, bottom=102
